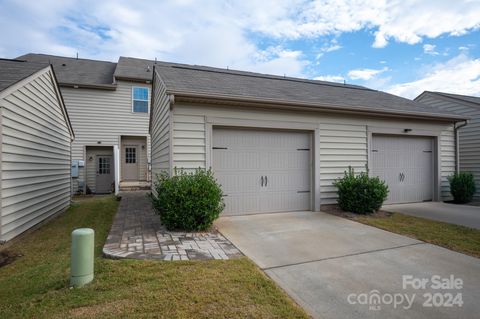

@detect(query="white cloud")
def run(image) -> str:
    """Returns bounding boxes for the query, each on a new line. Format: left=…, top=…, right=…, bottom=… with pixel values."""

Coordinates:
left=313, top=75, right=344, bottom=83
left=248, top=46, right=308, bottom=77
left=423, top=44, right=439, bottom=55
left=1, top=0, right=480, bottom=92
left=316, top=39, right=342, bottom=59
left=323, top=44, right=342, bottom=53
left=237, top=0, right=480, bottom=48
left=0, top=0, right=311, bottom=77
left=387, top=54, right=480, bottom=99
left=348, top=67, right=388, bottom=80
left=1, top=0, right=479, bottom=67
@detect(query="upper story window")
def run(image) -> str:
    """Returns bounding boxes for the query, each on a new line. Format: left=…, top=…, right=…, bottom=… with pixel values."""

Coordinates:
left=132, top=87, right=149, bottom=113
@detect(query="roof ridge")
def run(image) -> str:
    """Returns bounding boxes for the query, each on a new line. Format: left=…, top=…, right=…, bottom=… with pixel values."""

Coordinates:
left=21, top=53, right=117, bottom=65
left=158, top=64, right=372, bottom=92
left=119, top=55, right=372, bottom=91
left=0, top=58, right=27, bottom=62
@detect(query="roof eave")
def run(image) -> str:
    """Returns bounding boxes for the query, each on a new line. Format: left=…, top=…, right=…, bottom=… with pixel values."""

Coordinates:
left=49, top=65, right=75, bottom=139
left=58, top=82, right=117, bottom=90
left=168, top=90, right=469, bottom=122
left=114, top=75, right=153, bottom=84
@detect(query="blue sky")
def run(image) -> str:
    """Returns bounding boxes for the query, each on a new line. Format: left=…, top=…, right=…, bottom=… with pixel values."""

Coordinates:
left=0, top=0, right=479, bottom=98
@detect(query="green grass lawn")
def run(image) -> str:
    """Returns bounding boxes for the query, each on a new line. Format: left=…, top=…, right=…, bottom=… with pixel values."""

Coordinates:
left=0, top=196, right=308, bottom=319
left=354, top=212, right=480, bottom=258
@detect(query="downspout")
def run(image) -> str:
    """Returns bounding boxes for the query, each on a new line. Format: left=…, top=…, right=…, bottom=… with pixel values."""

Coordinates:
left=454, top=120, right=468, bottom=173
left=168, top=94, right=175, bottom=177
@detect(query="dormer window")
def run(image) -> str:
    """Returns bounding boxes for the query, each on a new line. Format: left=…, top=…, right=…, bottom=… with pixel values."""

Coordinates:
left=132, top=87, right=149, bottom=113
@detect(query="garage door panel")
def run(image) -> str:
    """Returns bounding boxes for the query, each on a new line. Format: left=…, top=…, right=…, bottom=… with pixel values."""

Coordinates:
left=213, top=129, right=310, bottom=149
left=265, top=151, right=310, bottom=170
left=222, top=192, right=310, bottom=216
left=260, top=191, right=311, bottom=213
left=213, top=149, right=261, bottom=169
left=262, top=170, right=310, bottom=192
left=215, top=172, right=262, bottom=194
left=213, top=128, right=311, bottom=215
left=372, top=135, right=434, bottom=204
left=222, top=194, right=262, bottom=216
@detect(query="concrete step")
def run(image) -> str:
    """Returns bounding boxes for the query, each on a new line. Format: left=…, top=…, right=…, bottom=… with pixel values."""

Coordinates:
left=119, top=181, right=151, bottom=191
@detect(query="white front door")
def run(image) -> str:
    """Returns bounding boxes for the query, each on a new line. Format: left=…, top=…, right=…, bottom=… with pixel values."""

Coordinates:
left=123, top=145, right=139, bottom=180
left=371, top=135, right=434, bottom=204
left=213, top=128, right=312, bottom=215
left=96, top=155, right=113, bottom=193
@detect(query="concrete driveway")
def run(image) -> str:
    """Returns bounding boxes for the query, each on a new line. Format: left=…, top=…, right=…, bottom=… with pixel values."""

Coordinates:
left=216, top=211, right=480, bottom=319
left=383, top=202, right=480, bottom=229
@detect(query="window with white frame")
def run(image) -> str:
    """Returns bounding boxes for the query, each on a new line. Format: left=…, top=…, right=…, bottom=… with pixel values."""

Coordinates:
left=132, top=87, right=149, bottom=113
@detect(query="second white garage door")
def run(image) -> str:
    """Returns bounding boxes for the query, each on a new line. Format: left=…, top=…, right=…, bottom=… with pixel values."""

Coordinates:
left=371, top=135, right=434, bottom=204
left=213, top=128, right=311, bottom=215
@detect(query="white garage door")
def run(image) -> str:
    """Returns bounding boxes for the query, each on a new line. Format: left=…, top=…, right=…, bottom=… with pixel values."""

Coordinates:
left=213, top=128, right=311, bottom=215
left=371, top=135, right=434, bottom=204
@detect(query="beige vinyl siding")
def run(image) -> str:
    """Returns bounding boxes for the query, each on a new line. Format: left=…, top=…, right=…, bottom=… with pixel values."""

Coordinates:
left=440, top=128, right=455, bottom=200
left=61, top=80, right=151, bottom=192
left=319, top=123, right=368, bottom=203
left=173, top=114, right=206, bottom=170
left=0, top=69, right=71, bottom=242
left=150, top=71, right=171, bottom=189
left=171, top=103, right=455, bottom=204
left=417, top=93, right=479, bottom=200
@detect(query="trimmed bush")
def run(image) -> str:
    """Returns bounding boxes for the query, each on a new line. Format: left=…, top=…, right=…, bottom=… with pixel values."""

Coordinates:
left=151, top=168, right=224, bottom=231
left=333, top=167, right=389, bottom=214
left=448, top=172, right=476, bottom=204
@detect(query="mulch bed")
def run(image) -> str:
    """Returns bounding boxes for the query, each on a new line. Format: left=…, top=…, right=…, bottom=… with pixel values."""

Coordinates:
left=0, top=250, right=22, bottom=268
left=321, top=204, right=392, bottom=219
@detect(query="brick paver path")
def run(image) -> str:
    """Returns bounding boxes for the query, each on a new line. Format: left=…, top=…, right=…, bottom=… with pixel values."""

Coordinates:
left=103, top=191, right=242, bottom=261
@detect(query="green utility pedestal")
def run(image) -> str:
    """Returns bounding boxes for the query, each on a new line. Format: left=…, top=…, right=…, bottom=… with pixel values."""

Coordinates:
left=70, top=228, right=94, bottom=287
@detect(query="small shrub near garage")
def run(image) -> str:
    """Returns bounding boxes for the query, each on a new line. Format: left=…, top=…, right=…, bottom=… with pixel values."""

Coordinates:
left=333, top=166, right=389, bottom=214
left=448, top=172, right=476, bottom=204
left=151, top=168, right=225, bottom=231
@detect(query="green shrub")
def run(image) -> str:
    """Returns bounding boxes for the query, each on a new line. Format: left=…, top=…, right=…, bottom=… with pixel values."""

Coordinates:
left=448, top=172, right=476, bottom=204
left=151, top=168, right=225, bottom=231
left=333, top=167, right=389, bottom=214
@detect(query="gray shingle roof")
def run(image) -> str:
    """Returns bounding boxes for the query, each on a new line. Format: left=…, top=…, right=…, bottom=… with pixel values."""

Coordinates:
left=17, top=53, right=116, bottom=88
left=0, top=59, right=49, bottom=93
left=154, top=64, right=467, bottom=120
left=114, top=56, right=156, bottom=81
left=425, top=91, right=480, bottom=108
left=114, top=56, right=368, bottom=90
left=11, top=54, right=467, bottom=120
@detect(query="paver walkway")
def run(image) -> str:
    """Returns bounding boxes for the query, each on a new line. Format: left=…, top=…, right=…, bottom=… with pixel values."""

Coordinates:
left=103, top=191, right=242, bottom=261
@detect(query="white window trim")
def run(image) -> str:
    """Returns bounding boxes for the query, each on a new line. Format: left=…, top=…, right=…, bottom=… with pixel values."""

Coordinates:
left=131, top=86, right=150, bottom=113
